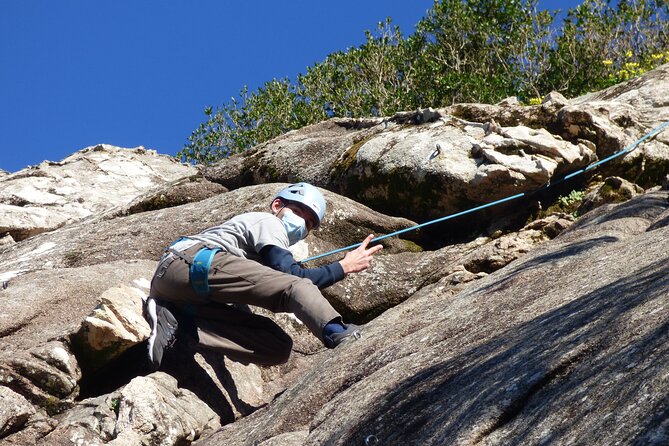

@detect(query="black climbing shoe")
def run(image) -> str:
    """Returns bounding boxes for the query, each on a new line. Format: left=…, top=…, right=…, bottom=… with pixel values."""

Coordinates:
left=145, top=297, right=178, bottom=370
left=324, top=323, right=362, bottom=349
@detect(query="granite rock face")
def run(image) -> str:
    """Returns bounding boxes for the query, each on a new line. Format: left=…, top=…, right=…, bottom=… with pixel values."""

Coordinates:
left=0, top=386, right=36, bottom=438
left=0, top=261, right=155, bottom=418
left=198, top=190, right=669, bottom=446
left=204, top=114, right=594, bottom=226
left=0, top=184, right=416, bottom=282
left=322, top=212, right=574, bottom=323
left=1, top=67, right=668, bottom=445
left=0, top=144, right=204, bottom=242
left=72, top=285, right=152, bottom=373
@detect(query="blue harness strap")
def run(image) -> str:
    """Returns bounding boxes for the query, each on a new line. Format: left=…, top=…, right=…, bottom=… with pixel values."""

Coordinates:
left=189, top=247, right=221, bottom=296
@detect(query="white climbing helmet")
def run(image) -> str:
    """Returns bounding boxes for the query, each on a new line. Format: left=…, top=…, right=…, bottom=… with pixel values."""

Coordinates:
left=275, top=183, right=326, bottom=229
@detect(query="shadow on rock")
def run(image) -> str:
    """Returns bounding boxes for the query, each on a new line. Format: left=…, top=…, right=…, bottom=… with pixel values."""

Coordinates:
left=76, top=342, right=151, bottom=400
left=332, top=257, right=669, bottom=445
left=161, top=343, right=261, bottom=424
left=476, top=235, right=619, bottom=296
left=76, top=339, right=258, bottom=425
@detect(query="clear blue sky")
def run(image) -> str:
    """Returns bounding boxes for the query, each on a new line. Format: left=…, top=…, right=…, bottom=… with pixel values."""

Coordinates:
left=0, top=1, right=578, bottom=173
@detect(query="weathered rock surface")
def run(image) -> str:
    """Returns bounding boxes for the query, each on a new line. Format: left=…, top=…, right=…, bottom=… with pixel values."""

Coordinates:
left=0, top=386, right=35, bottom=437
left=0, top=261, right=155, bottom=356
left=72, top=285, right=151, bottom=373
left=323, top=213, right=574, bottom=322
left=0, top=144, right=200, bottom=241
left=41, top=372, right=220, bottom=445
left=0, top=184, right=417, bottom=282
left=0, top=180, right=571, bottom=330
left=197, top=190, right=669, bottom=446
left=463, top=64, right=669, bottom=188
left=204, top=64, right=669, bottom=231
left=204, top=112, right=594, bottom=227
left=0, top=183, right=579, bottom=444
left=0, top=340, right=81, bottom=414
left=0, top=183, right=423, bottom=443
left=578, top=175, right=646, bottom=214
left=569, top=63, right=669, bottom=177
left=111, top=174, right=228, bottom=218
left=0, top=261, right=154, bottom=417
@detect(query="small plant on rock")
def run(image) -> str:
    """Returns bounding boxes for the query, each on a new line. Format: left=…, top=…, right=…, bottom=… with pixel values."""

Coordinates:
left=109, top=397, right=120, bottom=414
left=539, top=189, right=586, bottom=219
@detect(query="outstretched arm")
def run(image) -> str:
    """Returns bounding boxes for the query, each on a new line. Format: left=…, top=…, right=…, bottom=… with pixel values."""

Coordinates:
left=260, top=245, right=345, bottom=288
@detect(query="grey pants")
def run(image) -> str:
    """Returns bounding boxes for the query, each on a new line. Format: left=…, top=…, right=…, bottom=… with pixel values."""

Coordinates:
left=150, top=244, right=341, bottom=365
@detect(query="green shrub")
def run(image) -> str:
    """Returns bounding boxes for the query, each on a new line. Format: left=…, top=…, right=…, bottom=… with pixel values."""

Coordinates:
left=179, top=0, right=669, bottom=164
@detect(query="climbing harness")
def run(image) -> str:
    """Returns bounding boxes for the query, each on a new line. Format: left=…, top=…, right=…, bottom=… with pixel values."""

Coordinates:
left=165, top=238, right=221, bottom=297
left=189, top=246, right=221, bottom=296
left=301, top=119, right=669, bottom=263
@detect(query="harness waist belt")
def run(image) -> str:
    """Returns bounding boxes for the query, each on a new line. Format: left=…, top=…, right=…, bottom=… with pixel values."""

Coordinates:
left=189, top=247, right=221, bottom=296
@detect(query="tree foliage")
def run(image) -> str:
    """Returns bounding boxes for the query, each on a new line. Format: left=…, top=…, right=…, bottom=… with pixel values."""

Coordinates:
left=539, top=0, right=669, bottom=96
left=412, top=0, right=555, bottom=104
left=179, top=0, right=669, bottom=164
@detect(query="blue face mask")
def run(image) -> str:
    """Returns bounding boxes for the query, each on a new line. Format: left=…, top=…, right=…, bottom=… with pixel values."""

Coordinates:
left=282, top=211, right=308, bottom=245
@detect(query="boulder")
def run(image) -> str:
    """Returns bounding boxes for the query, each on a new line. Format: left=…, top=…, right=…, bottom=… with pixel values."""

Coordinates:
left=336, top=118, right=593, bottom=224
left=203, top=64, right=669, bottom=236
left=453, top=64, right=669, bottom=189
left=110, top=175, right=228, bottom=218
left=0, top=411, right=56, bottom=445
left=204, top=111, right=595, bottom=228
left=0, top=233, right=15, bottom=248
left=0, top=144, right=198, bottom=241
left=197, top=189, right=669, bottom=446
left=0, top=261, right=155, bottom=355
left=0, top=341, right=81, bottom=413
left=42, top=372, right=220, bottom=445
left=71, top=285, right=151, bottom=373
left=564, top=63, right=669, bottom=186
left=115, top=372, right=220, bottom=444
left=204, top=118, right=382, bottom=188
left=0, top=386, right=35, bottom=438
left=578, top=176, right=645, bottom=214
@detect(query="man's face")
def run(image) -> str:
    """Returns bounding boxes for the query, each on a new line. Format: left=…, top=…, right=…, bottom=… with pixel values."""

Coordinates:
left=285, top=202, right=318, bottom=232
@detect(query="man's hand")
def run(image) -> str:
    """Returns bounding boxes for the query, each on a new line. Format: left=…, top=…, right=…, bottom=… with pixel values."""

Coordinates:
left=339, top=234, right=383, bottom=274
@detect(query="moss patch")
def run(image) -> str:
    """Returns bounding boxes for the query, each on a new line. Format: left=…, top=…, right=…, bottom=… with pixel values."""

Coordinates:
left=400, top=239, right=424, bottom=253
left=333, top=135, right=374, bottom=174
left=242, top=153, right=285, bottom=184
left=597, top=183, right=632, bottom=203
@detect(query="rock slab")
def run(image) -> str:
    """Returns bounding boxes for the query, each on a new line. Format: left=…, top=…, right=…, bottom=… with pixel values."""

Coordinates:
left=196, top=190, right=669, bottom=445
left=0, top=144, right=198, bottom=241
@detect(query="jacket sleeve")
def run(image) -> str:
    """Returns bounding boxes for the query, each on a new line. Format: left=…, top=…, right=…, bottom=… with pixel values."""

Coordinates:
left=259, top=245, right=345, bottom=289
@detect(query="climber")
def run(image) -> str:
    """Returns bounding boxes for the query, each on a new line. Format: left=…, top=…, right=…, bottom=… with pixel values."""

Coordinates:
left=144, top=182, right=383, bottom=370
